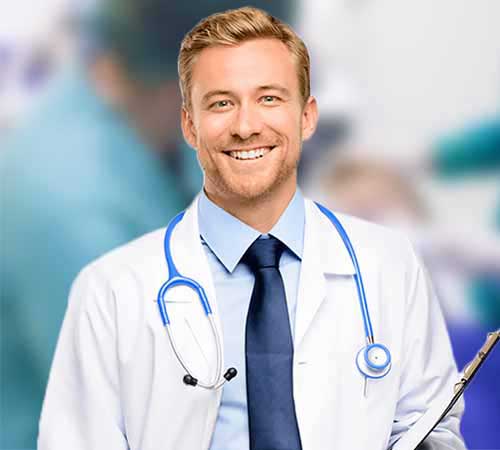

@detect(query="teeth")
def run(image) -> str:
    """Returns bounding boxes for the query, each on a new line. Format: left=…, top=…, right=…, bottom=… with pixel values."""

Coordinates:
left=229, top=147, right=272, bottom=160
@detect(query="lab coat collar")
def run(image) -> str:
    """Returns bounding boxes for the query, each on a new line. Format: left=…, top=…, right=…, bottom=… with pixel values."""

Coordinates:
left=307, top=201, right=356, bottom=276
left=175, top=197, right=356, bottom=353
left=191, top=195, right=356, bottom=276
left=294, top=200, right=356, bottom=346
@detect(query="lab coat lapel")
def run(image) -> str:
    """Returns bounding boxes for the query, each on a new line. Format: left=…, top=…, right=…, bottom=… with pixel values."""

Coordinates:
left=169, top=197, right=223, bottom=382
left=294, top=202, right=326, bottom=348
left=294, top=200, right=355, bottom=348
left=159, top=197, right=223, bottom=449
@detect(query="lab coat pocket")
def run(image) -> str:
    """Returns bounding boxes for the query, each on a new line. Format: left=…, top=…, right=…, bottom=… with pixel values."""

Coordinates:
left=330, top=347, right=397, bottom=402
left=325, top=349, right=398, bottom=446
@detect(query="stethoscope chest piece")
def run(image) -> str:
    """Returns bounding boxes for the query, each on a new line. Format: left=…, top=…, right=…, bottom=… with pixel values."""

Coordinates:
left=356, top=343, right=392, bottom=379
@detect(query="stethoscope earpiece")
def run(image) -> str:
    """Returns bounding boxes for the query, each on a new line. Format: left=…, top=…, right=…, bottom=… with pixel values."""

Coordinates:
left=183, top=368, right=237, bottom=388
left=356, top=343, right=392, bottom=379
left=183, top=374, right=198, bottom=386
left=224, top=367, right=238, bottom=381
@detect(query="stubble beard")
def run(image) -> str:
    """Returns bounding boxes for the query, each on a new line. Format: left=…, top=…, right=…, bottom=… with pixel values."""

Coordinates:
left=201, top=147, right=299, bottom=206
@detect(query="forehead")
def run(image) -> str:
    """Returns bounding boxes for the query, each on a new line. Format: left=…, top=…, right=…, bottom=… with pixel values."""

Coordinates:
left=190, top=38, right=299, bottom=100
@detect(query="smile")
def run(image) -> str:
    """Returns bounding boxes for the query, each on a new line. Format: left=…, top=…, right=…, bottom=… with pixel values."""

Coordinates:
left=225, top=146, right=275, bottom=160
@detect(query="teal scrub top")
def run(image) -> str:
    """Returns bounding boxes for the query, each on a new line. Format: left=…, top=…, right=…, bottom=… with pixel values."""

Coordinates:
left=0, top=66, right=201, bottom=448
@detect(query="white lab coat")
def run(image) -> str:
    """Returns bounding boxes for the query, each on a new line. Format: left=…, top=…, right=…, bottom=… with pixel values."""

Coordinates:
left=38, top=197, right=465, bottom=450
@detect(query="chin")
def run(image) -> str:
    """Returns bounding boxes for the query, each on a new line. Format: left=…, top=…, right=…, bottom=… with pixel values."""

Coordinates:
left=207, top=164, right=296, bottom=203
left=232, top=175, right=293, bottom=203
left=227, top=183, right=272, bottom=202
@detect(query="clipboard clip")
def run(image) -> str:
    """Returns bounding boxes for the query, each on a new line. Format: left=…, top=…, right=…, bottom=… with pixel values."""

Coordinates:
left=454, top=330, right=500, bottom=394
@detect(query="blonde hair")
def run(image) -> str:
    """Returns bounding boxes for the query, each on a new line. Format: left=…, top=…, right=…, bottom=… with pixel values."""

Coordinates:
left=178, top=6, right=310, bottom=110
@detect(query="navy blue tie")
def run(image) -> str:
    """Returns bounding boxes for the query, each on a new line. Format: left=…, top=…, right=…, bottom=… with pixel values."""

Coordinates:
left=242, top=237, right=302, bottom=450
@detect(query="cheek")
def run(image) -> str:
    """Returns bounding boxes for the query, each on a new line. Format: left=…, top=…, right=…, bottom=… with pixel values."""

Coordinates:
left=263, top=108, right=302, bottom=142
left=196, top=113, right=232, bottom=147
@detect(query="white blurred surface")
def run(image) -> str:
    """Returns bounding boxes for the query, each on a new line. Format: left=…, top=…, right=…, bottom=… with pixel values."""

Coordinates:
left=298, top=0, right=500, bottom=229
left=0, top=0, right=76, bottom=130
left=1, top=0, right=70, bottom=41
left=299, top=0, right=500, bottom=149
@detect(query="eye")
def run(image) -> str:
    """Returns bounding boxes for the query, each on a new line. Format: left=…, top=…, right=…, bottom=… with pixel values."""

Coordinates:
left=210, top=99, right=232, bottom=110
left=260, top=95, right=280, bottom=104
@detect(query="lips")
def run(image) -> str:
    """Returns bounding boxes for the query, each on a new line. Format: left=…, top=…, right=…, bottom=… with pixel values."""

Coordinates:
left=224, top=145, right=276, bottom=160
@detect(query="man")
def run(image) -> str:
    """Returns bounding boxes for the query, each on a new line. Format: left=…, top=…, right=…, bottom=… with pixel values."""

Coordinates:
left=38, top=7, right=465, bottom=449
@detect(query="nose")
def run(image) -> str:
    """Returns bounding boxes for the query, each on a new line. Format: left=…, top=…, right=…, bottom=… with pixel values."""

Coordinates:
left=230, top=102, right=263, bottom=140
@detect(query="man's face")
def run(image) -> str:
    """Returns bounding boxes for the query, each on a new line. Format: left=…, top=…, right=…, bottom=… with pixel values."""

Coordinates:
left=182, top=38, right=317, bottom=204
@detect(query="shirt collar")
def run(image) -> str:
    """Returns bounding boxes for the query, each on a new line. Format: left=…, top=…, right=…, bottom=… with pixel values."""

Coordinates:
left=198, top=189, right=305, bottom=273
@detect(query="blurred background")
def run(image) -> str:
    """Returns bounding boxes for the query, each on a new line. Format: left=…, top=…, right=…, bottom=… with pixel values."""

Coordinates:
left=1, top=0, right=498, bottom=449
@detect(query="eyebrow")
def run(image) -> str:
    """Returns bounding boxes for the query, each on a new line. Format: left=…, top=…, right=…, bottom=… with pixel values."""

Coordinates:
left=201, top=90, right=233, bottom=105
left=257, top=85, right=291, bottom=97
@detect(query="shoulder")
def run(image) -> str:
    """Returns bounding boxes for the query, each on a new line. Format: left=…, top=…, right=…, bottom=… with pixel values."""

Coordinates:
left=90, top=228, right=165, bottom=277
left=84, top=226, right=167, bottom=282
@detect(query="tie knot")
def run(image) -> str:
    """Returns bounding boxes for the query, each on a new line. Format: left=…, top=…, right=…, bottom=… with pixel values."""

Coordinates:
left=242, top=237, right=286, bottom=271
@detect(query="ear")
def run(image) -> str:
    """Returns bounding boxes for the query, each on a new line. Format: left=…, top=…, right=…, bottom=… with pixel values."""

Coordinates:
left=301, top=96, right=319, bottom=141
left=181, top=106, right=197, bottom=150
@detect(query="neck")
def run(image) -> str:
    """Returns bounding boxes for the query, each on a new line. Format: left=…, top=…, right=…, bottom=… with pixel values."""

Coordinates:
left=204, top=181, right=297, bottom=234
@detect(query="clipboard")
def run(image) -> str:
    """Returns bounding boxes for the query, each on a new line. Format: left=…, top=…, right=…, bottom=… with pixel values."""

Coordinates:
left=392, top=330, right=500, bottom=450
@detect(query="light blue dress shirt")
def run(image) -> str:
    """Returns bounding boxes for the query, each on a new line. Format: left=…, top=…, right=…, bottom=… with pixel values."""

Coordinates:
left=198, top=189, right=305, bottom=450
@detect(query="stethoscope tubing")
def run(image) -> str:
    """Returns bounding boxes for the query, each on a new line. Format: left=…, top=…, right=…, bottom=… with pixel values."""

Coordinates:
left=157, top=202, right=391, bottom=388
left=314, top=202, right=375, bottom=344
left=166, top=315, right=224, bottom=389
left=157, top=210, right=223, bottom=388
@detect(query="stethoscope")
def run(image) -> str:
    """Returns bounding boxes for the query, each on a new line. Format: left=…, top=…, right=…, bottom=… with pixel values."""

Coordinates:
left=157, top=202, right=392, bottom=390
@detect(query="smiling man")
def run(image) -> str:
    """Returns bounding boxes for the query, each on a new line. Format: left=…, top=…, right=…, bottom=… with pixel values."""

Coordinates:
left=180, top=29, right=317, bottom=232
left=39, top=7, right=465, bottom=450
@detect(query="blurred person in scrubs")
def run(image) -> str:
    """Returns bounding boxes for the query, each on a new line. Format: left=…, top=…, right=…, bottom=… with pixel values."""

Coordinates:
left=425, top=119, right=500, bottom=447
left=429, top=119, right=500, bottom=330
left=321, top=155, right=500, bottom=448
left=0, top=1, right=291, bottom=447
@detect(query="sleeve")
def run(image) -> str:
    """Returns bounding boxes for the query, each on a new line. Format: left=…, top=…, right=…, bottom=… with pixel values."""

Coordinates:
left=433, top=119, right=500, bottom=176
left=388, top=242, right=466, bottom=450
left=37, top=266, right=129, bottom=450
